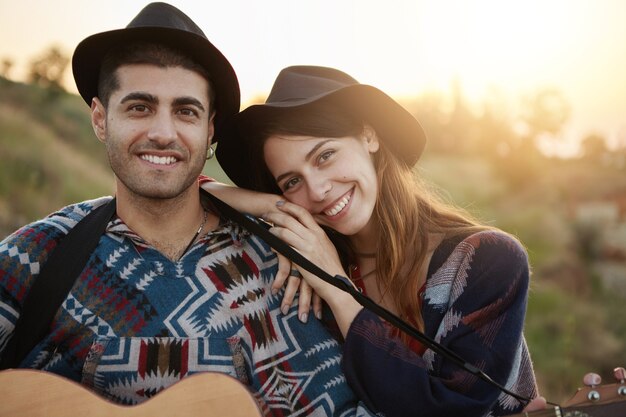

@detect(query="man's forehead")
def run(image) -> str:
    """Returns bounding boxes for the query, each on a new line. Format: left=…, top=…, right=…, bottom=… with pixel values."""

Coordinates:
left=113, top=63, right=210, bottom=104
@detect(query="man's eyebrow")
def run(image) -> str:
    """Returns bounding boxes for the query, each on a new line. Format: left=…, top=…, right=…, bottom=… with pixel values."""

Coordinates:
left=120, top=92, right=158, bottom=104
left=173, top=96, right=206, bottom=113
left=275, top=139, right=335, bottom=183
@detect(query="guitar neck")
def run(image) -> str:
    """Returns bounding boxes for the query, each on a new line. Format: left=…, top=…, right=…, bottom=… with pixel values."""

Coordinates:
left=508, top=401, right=625, bottom=417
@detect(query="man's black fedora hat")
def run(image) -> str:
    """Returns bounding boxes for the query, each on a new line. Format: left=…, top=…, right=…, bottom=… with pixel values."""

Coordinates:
left=72, top=2, right=240, bottom=133
left=216, top=65, right=426, bottom=190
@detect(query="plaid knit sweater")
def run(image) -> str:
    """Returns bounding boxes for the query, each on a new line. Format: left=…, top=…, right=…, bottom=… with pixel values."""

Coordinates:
left=0, top=197, right=374, bottom=417
left=343, top=230, right=539, bottom=417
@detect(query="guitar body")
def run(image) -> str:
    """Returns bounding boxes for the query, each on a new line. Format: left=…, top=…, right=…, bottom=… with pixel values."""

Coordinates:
left=0, top=369, right=263, bottom=417
left=1, top=368, right=624, bottom=417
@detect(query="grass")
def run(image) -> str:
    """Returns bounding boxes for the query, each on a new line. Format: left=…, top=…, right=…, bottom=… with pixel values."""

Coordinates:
left=1, top=77, right=625, bottom=404
left=420, top=149, right=626, bottom=402
left=0, top=79, right=113, bottom=235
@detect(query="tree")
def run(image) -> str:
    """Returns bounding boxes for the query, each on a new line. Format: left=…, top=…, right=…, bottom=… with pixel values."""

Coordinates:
left=446, top=78, right=479, bottom=154
left=520, top=88, right=571, bottom=148
left=580, top=133, right=609, bottom=163
left=28, top=46, right=69, bottom=91
left=477, top=88, right=519, bottom=159
left=1, top=58, right=13, bottom=79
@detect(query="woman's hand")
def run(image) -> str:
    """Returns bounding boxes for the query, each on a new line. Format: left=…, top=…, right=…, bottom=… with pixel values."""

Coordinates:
left=200, top=180, right=324, bottom=322
left=263, top=200, right=362, bottom=335
left=522, top=396, right=547, bottom=412
left=273, top=252, right=323, bottom=322
left=263, top=201, right=347, bottom=295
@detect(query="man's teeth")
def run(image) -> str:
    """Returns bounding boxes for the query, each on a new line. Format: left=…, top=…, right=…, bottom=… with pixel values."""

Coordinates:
left=141, top=155, right=177, bottom=165
left=325, top=194, right=351, bottom=216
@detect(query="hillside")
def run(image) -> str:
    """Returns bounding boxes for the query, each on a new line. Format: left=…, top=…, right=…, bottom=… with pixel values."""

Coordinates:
left=0, top=77, right=229, bottom=237
left=1, top=78, right=625, bottom=403
left=0, top=78, right=112, bottom=236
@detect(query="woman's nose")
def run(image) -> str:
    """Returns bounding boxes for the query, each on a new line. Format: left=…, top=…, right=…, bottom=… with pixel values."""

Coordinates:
left=308, top=178, right=332, bottom=202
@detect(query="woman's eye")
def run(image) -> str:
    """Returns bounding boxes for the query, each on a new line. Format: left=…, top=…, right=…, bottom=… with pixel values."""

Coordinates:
left=319, top=150, right=335, bottom=162
left=283, top=177, right=300, bottom=191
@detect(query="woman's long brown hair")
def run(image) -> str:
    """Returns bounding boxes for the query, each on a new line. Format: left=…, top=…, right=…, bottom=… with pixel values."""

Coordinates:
left=247, top=102, right=490, bottom=334
left=371, top=142, right=489, bottom=333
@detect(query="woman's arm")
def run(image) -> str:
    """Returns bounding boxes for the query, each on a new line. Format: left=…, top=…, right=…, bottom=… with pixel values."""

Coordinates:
left=341, top=231, right=538, bottom=417
left=200, top=178, right=281, bottom=218
left=200, top=179, right=324, bottom=321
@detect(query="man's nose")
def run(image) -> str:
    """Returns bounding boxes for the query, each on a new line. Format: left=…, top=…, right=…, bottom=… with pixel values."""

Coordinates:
left=147, top=112, right=177, bottom=144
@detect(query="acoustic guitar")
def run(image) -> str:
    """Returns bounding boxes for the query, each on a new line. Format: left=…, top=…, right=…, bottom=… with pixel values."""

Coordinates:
left=507, top=367, right=626, bottom=417
left=0, top=369, right=263, bottom=417
left=0, top=368, right=624, bottom=417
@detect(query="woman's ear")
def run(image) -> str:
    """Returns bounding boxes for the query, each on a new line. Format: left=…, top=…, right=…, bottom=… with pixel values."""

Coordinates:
left=91, top=98, right=107, bottom=143
left=362, top=124, right=380, bottom=153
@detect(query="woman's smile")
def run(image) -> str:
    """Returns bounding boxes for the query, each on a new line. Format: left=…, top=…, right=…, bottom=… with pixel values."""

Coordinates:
left=322, top=188, right=353, bottom=219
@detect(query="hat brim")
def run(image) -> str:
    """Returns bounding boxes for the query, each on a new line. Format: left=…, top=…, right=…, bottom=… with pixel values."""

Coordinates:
left=72, top=26, right=240, bottom=134
left=216, top=84, right=426, bottom=190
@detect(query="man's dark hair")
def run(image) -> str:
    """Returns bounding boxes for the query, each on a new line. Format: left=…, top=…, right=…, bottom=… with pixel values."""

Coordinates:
left=97, top=41, right=216, bottom=114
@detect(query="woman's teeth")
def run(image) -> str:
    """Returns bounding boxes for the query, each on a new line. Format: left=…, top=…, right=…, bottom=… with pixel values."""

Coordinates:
left=325, top=194, right=351, bottom=216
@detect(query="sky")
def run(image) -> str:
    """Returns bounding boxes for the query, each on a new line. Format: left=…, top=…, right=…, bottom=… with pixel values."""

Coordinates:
left=1, top=0, right=625, bottom=155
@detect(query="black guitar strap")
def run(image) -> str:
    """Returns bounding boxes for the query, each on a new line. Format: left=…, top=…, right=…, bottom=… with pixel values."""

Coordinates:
left=0, top=198, right=116, bottom=369
left=0, top=190, right=530, bottom=404
left=200, top=189, right=531, bottom=404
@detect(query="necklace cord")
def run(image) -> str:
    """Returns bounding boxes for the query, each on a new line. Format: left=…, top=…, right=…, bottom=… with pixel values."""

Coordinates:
left=180, top=209, right=207, bottom=258
left=202, top=189, right=536, bottom=406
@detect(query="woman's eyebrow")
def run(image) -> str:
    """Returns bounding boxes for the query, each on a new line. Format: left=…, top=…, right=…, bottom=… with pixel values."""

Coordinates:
left=305, top=139, right=334, bottom=161
left=275, top=139, right=335, bottom=183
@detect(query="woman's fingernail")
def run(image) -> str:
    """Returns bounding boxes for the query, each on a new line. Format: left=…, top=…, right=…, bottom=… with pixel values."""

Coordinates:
left=281, top=305, right=289, bottom=315
left=276, top=200, right=285, bottom=207
left=299, top=313, right=308, bottom=323
left=315, top=311, right=322, bottom=320
left=271, top=288, right=278, bottom=295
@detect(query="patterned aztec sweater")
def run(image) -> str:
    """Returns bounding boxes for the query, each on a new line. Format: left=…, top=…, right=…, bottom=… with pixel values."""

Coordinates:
left=342, top=230, right=539, bottom=417
left=0, top=197, right=374, bottom=417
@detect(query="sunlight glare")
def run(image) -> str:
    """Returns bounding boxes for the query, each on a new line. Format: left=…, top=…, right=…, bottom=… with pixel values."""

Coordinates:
left=415, top=0, right=581, bottom=99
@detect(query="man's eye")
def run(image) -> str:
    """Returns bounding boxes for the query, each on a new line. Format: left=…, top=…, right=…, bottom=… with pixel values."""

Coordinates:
left=130, top=104, right=149, bottom=112
left=179, top=108, right=199, bottom=117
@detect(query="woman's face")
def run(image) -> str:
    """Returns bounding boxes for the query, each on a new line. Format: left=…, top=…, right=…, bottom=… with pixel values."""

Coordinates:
left=263, top=129, right=380, bottom=237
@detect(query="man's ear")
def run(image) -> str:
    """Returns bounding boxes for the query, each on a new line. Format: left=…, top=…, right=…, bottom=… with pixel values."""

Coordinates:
left=207, top=112, right=216, bottom=147
left=362, top=124, right=380, bottom=153
left=91, top=97, right=107, bottom=143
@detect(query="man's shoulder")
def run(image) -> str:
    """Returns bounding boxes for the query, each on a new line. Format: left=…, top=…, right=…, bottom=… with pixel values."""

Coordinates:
left=1, top=196, right=113, bottom=248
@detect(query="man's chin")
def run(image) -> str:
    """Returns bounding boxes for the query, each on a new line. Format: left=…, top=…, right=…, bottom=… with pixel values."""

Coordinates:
left=116, top=173, right=199, bottom=202
left=125, top=184, right=196, bottom=201
left=141, top=185, right=195, bottom=200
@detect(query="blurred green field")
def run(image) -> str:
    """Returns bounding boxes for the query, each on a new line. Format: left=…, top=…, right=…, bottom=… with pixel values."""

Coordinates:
left=1, top=77, right=624, bottom=404
left=419, top=153, right=626, bottom=401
